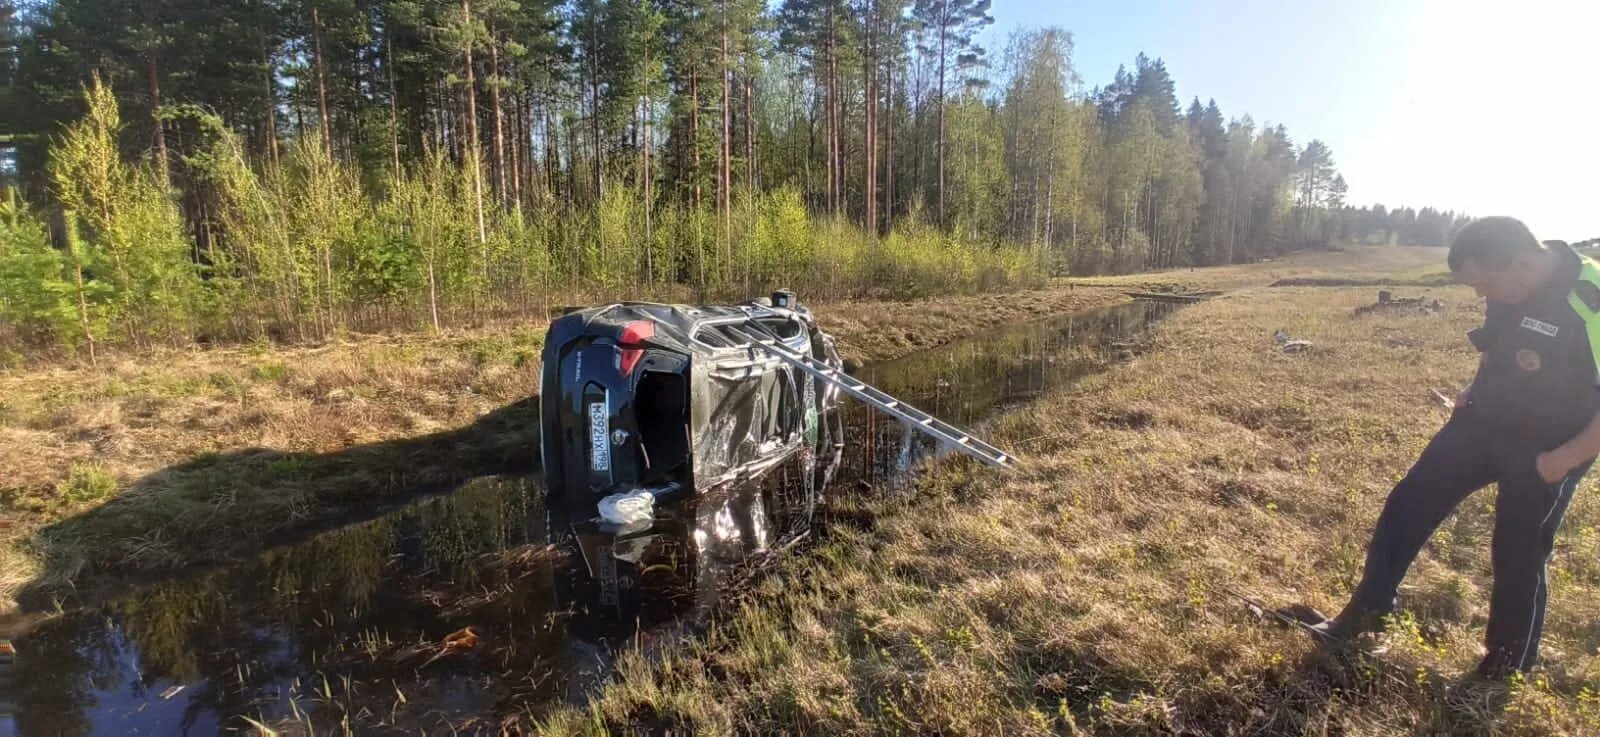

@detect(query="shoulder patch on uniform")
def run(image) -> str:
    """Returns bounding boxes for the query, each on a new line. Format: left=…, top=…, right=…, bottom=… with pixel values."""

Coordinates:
left=1575, top=280, right=1600, bottom=312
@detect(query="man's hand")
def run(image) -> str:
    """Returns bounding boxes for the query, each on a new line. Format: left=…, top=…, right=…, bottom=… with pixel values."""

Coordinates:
left=1540, top=406, right=1600, bottom=485
left=1537, top=450, right=1578, bottom=484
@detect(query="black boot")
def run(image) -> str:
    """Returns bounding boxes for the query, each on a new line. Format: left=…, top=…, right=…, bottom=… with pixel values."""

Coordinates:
left=1474, top=649, right=1521, bottom=680
left=1302, top=603, right=1389, bottom=649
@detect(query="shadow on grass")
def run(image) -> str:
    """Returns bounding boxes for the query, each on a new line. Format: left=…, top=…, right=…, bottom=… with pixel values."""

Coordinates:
left=12, top=396, right=541, bottom=614
left=1262, top=646, right=1512, bottom=736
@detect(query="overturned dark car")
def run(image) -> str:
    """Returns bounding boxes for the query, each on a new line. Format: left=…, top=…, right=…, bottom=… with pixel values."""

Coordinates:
left=540, top=291, right=845, bottom=519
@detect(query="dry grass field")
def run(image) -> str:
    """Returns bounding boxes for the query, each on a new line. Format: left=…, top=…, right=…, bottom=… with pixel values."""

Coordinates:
left=0, top=246, right=1444, bottom=617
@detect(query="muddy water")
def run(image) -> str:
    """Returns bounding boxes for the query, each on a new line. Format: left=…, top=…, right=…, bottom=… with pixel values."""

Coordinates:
left=0, top=300, right=1174, bottom=736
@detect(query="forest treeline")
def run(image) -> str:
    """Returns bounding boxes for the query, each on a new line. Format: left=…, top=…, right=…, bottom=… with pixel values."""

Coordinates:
left=0, top=0, right=1465, bottom=361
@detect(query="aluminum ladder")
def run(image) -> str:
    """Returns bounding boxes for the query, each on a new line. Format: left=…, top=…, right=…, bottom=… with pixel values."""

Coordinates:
left=727, top=324, right=1019, bottom=471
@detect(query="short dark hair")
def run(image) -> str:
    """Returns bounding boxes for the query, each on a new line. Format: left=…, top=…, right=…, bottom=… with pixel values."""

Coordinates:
left=1448, top=216, right=1543, bottom=271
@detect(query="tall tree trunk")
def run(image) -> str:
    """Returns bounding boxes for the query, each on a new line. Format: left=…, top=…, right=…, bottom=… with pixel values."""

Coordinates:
left=524, top=92, right=537, bottom=206
left=461, top=0, right=487, bottom=245
left=640, top=59, right=652, bottom=273
left=690, top=65, right=701, bottom=210
left=639, top=92, right=652, bottom=281
left=1026, top=108, right=1040, bottom=244
left=310, top=7, right=333, bottom=160
left=387, top=35, right=401, bottom=173
left=64, top=215, right=97, bottom=367
left=587, top=11, right=603, bottom=200
left=644, top=97, right=654, bottom=273
left=566, top=104, right=579, bottom=209
left=800, top=82, right=812, bottom=203
left=862, top=0, right=877, bottom=234
left=1042, top=110, right=1058, bottom=250
left=969, top=120, right=980, bottom=242
left=935, top=0, right=948, bottom=229
left=545, top=99, right=561, bottom=205
left=294, top=91, right=305, bottom=139
left=1070, top=187, right=1078, bottom=258
left=1006, top=94, right=1022, bottom=240
left=824, top=6, right=838, bottom=215
left=742, top=71, right=755, bottom=189
left=321, top=237, right=336, bottom=336
left=426, top=255, right=441, bottom=333
left=147, top=54, right=169, bottom=183
left=911, top=55, right=923, bottom=214
left=1043, top=175, right=1055, bottom=251
left=719, top=0, right=732, bottom=282
left=489, top=21, right=507, bottom=203
left=744, top=73, right=755, bottom=192
left=638, top=45, right=654, bottom=273
left=528, top=94, right=540, bottom=203
left=883, top=57, right=894, bottom=233
left=840, top=31, right=849, bottom=218
left=432, top=80, right=445, bottom=151
left=260, top=37, right=279, bottom=165
left=509, top=86, right=524, bottom=212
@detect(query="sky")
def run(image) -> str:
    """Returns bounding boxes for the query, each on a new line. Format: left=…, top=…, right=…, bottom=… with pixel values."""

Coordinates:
left=983, top=0, right=1599, bottom=240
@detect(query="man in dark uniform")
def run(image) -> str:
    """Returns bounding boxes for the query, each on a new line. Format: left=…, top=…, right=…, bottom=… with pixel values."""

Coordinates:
left=1312, top=216, right=1600, bottom=677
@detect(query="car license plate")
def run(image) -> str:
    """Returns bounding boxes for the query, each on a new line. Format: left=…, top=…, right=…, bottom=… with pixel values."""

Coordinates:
left=588, top=402, right=610, bottom=471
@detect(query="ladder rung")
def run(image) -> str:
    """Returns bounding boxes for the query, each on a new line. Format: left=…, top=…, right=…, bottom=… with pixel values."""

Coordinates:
left=726, top=323, right=1018, bottom=472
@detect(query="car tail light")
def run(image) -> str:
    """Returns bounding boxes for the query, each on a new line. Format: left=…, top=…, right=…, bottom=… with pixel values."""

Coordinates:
left=619, top=320, right=654, bottom=375
left=620, top=321, right=654, bottom=346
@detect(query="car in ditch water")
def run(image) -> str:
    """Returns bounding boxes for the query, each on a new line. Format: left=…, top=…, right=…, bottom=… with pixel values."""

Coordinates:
left=539, top=291, right=845, bottom=521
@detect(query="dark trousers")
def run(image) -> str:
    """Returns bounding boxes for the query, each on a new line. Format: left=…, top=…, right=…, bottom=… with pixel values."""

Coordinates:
left=1346, top=409, right=1592, bottom=671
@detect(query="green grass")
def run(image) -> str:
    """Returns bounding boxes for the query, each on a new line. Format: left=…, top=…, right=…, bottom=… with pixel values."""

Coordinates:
left=456, top=326, right=546, bottom=368
left=263, top=456, right=312, bottom=480
left=250, top=362, right=289, bottom=382
left=54, top=464, right=118, bottom=505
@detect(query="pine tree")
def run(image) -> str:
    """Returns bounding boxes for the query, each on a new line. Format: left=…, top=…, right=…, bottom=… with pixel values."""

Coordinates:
left=48, top=76, right=198, bottom=350
left=425, top=0, right=491, bottom=244
left=661, top=0, right=718, bottom=211
left=0, top=0, right=22, bottom=136
left=911, top=0, right=991, bottom=228
left=1186, top=97, right=1228, bottom=263
left=1294, top=138, right=1336, bottom=245
left=777, top=0, right=851, bottom=216
left=877, top=0, right=915, bottom=231
left=1295, top=139, right=1335, bottom=207
left=0, top=189, right=85, bottom=347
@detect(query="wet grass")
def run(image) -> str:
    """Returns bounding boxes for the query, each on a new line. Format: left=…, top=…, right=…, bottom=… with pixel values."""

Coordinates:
left=533, top=281, right=1600, bottom=736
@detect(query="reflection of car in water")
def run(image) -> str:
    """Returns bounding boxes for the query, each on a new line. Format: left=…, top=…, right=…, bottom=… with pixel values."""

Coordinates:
left=550, top=454, right=821, bottom=705
left=540, top=290, right=845, bottom=518
left=556, top=455, right=817, bottom=638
